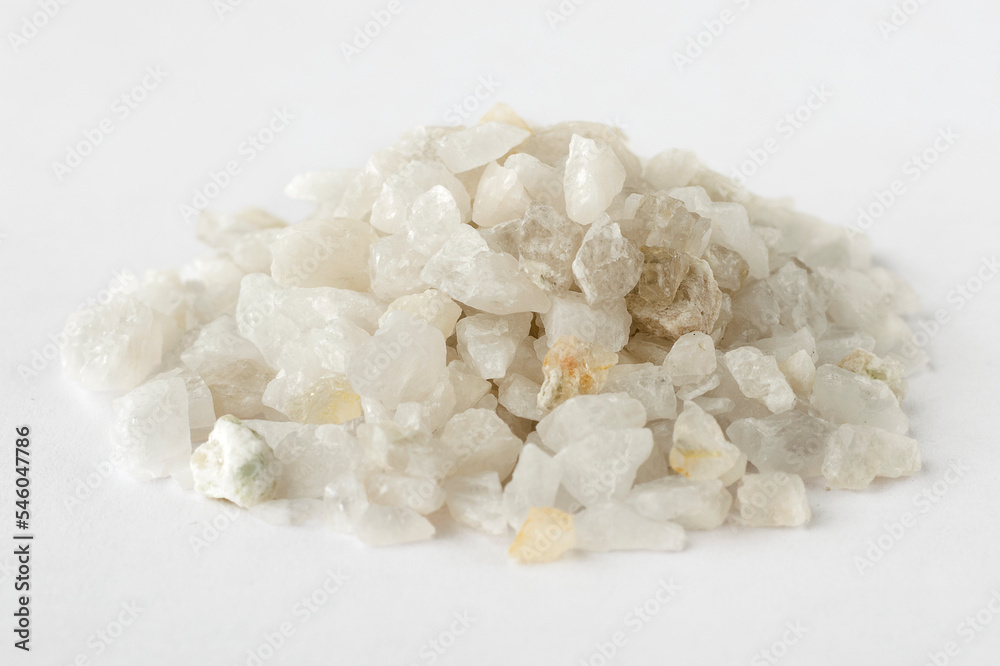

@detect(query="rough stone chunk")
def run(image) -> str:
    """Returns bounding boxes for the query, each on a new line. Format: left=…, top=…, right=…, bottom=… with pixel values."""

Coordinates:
left=574, top=502, right=685, bottom=552
left=435, top=122, right=530, bottom=173
left=536, top=392, right=647, bottom=452
left=191, top=415, right=280, bottom=508
left=109, top=375, right=191, bottom=480
left=457, top=312, right=532, bottom=380
left=726, top=411, right=836, bottom=477
left=627, top=477, right=732, bottom=530
left=665, top=331, right=716, bottom=384
left=822, top=424, right=920, bottom=489
left=724, top=347, right=796, bottom=413
left=502, top=443, right=562, bottom=528
left=572, top=217, right=644, bottom=304
left=270, top=217, right=377, bottom=291
left=627, top=251, right=723, bottom=342
left=555, top=427, right=653, bottom=505
left=508, top=507, right=575, bottom=563
left=838, top=348, right=907, bottom=401
left=421, top=225, right=550, bottom=315
left=537, top=335, right=618, bottom=412
left=380, top=289, right=463, bottom=338
left=438, top=408, right=523, bottom=479
left=735, top=473, right=811, bottom=527
left=444, top=473, right=507, bottom=535
left=603, top=363, right=677, bottom=420
left=62, top=293, right=163, bottom=392
left=669, top=401, right=741, bottom=480
left=810, top=365, right=908, bottom=434
left=355, top=504, right=436, bottom=546
left=540, top=293, right=632, bottom=353
left=563, top=134, right=627, bottom=224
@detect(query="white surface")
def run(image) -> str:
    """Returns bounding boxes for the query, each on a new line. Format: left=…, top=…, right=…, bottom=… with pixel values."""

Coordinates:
left=3, top=1, right=1000, bottom=664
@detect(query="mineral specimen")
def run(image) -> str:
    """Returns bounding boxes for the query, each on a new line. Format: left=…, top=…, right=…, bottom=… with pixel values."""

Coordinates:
left=62, top=107, right=927, bottom=561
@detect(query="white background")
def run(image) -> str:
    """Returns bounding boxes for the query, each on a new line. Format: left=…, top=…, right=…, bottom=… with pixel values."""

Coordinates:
left=2, top=1, right=1000, bottom=664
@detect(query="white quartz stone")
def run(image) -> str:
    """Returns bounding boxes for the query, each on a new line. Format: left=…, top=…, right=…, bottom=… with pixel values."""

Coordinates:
left=444, top=473, right=507, bottom=534
left=554, top=427, right=653, bottom=506
left=435, top=122, right=530, bottom=173
left=574, top=502, right=685, bottom=552
left=354, top=504, right=436, bottom=546
left=822, top=424, right=920, bottom=489
left=734, top=473, right=811, bottom=527
left=603, top=363, right=677, bottom=420
left=536, top=393, right=647, bottom=452
left=724, top=346, right=796, bottom=413
left=502, top=443, right=562, bottom=529
left=380, top=289, right=463, bottom=338
left=670, top=400, right=741, bottom=480
left=571, top=217, right=644, bottom=304
left=110, top=375, right=191, bottom=480
left=563, top=134, right=626, bottom=224
left=438, top=408, right=523, bottom=479
left=191, top=415, right=281, bottom=508
left=457, top=312, right=532, bottom=379
left=540, top=292, right=632, bottom=353
left=810, top=365, right=909, bottom=434
left=665, top=331, right=717, bottom=384
left=627, top=477, right=732, bottom=530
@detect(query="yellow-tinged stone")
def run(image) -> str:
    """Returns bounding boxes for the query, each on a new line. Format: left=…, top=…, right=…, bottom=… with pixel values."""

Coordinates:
left=285, top=376, right=362, bottom=425
left=536, top=335, right=617, bottom=412
left=508, top=507, right=575, bottom=563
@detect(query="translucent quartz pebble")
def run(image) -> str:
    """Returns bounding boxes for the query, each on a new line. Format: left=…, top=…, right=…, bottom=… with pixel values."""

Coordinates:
left=270, top=217, right=377, bottom=290
left=603, top=363, right=677, bottom=420
left=734, top=473, right=811, bottom=527
left=403, top=186, right=463, bottom=256
left=724, top=347, right=796, bottom=414
left=554, top=427, right=653, bottom=505
left=563, top=134, right=626, bottom=225
left=272, top=424, right=365, bottom=499
left=263, top=372, right=361, bottom=425
left=571, top=217, right=644, bottom=304
left=324, top=474, right=369, bottom=532
left=779, top=349, right=817, bottom=396
left=574, top=502, right=685, bottom=552
left=472, top=161, right=531, bottom=228
left=435, top=122, right=530, bottom=173
left=664, top=331, right=716, bottom=384
left=537, top=335, right=618, bottom=412
left=457, top=312, right=532, bottom=380
left=627, top=477, right=732, bottom=530
left=370, top=160, right=470, bottom=234
left=196, top=208, right=286, bottom=249
left=365, top=473, right=445, bottom=515
left=438, top=408, right=523, bottom=479
left=669, top=401, right=741, bottom=480
left=498, top=374, right=545, bottom=421
left=447, top=360, right=492, bottom=413
left=249, top=498, right=327, bottom=526
left=191, top=415, right=280, bottom=508
left=505, top=155, right=566, bottom=214
left=518, top=202, right=582, bottom=293
left=354, top=504, right=435, bottom=546
left=540, top=293, right=631, bottom=353
left=153, top=368, right=216, bottom=440
left=444, top=473, right=507, bottom=535
left=346, top=312, right=446, bottom=410
left=479, top=102, right=531, bottom=130
left=508, top=507, right=575, bottom=563
left=837, top=348, right=907, bottom=401
left=822, top=424, right=920, bottom=490
left=626, top=251, right=723, bottom=342
left=109, top=375, right=191, bottom=480
left=502, top=443, right=562, bottom=529
left=718, top=452, right=747, bottom=486
left=536, top=393, right=647, bottom=452
left=420, top=225, right=550, bottom=315
left=726, top=411, right=836, bottom=477
left=667, top=186, right=769, bottom=279
left=236, top=274, right=384, bottom=364
left=62, top=293, right=163, bottom=392
left=380, top=289, right=462, bottom=338
left=635, top=195, right=711, bottom=256
left=810, top=365, right=908, bottom=435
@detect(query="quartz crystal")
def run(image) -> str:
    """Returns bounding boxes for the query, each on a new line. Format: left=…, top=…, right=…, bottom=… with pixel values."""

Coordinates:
left=64, top=108, right=927, bottom=558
